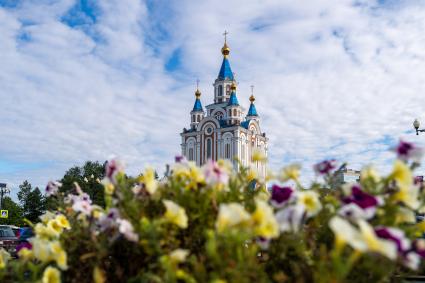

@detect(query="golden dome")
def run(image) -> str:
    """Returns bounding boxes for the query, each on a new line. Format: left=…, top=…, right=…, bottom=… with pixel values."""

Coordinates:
left=195, top=89, right=201, bottom=97
left=249, top=95, right=255, bottom=102
left=230, top=81, right=237, bottom=90
left=221, top=42, right=230, bottom=56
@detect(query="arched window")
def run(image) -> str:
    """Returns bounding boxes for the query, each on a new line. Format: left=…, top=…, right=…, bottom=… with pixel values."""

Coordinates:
left=214, top=112, right=223, bottom=120
left=189, top=148, right=194, bottom=161
left=241, top=144, right=245, bottom=163
left=206, top=138, right=212, bottom=159
left=218, top=85, right=223, bottom=96
left=233, top=109, right=237, bottom=116
left=226, top=85, right=231, bottom=95
left=192, top=115, right=194, bottom=122
left=225, top=144, right=231, bottom=159
left=197, top=115, right=200, bottom=122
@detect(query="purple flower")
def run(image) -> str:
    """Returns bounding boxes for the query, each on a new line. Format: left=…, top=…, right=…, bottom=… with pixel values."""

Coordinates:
left=270, top=185, right=294, bottom=208
left=375, top=227, right=411, bottom=253
left=16, top=242, right=32, bottom=254
left=105, top=159, right=124, bottom=183
left=256, top=237, right=270, bottom=250
left=393, top=140, right=424, bottom=163
left=313, top=160, right=337, bottom=175
left=343, top=185, right=379, bottom=210
left=413, top=239, right=425, bottom=258
left=175, top=155, right=187, bottom=163
left=45, top=181, right=61, bottom=197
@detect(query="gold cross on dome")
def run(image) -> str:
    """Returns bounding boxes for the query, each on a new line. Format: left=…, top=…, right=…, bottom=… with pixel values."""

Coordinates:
left=223, top=30, right=228, bottom=43
left=251, top=85, right=254, bottom=95
left=196, top=79, right=200, bottom=90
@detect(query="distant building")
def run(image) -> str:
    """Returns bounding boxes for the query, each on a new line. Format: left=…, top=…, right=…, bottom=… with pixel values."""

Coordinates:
left=332, top=167, right=360, bottom=188
left=180, top=35, right=268, bottom=179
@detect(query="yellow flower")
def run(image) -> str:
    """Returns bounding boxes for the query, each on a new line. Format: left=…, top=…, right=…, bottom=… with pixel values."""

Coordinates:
left=393, top=184, right=420, bottom=210
left=163, top=200, right=188, bottom=229
left=246, top=168, right=258, bottom=182
left=50, top=241, right=68, bottom=270
left=187, top=164, right=205, bottom=190
left=297, top=191, right=322, bottom=217
left=279, top=164, right=301, bottom=182
left=40, top=211, right=56, bottom=224
left=360, top=166, right=380, bottom=182
left=252, top=199, right=279, bottom=239
left=138, top=167, right=158, bottom=194
left=47, top=219, right=63, bottom=236
left=169, top=249, right=189, bottom=263
left=395, top=207, right=417, bottom=224
left=391, top=160, right=413, bottom=187
left=42, top=266, right=61, bottom=283
left=329, top=217, right=397, bottom=260
left=104, top=183, right=115, bottom=195
left=215, top=203, right=251, bottom=233
left=0, top=249, right=10, bottom=269
left=252, top=149, right=267, bottom=163
left=35, top=223, right=59, bottom=239
left=93, top=266, right=106, bottom=283
left=31, top=238, right=52, bottom=262
left=55, top=215, right=71, bottom=230
left=18, top=248, right=33, bottom=261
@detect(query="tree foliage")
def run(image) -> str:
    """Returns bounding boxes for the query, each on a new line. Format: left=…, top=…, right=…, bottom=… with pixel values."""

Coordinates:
left=17, top=180, right=45, bottom=223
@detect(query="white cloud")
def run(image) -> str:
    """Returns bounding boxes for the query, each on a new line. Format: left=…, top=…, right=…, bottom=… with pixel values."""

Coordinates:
left=1, top=0, right=425, bottom=192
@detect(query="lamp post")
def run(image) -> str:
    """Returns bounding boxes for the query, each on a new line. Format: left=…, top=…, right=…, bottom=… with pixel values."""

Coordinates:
left=413, top=119, right=425, bottom=135
left=0, top=183, right=10, bottom=210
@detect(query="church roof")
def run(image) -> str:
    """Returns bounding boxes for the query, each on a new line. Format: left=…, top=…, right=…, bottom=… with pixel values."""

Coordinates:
left=241, top=120, right=250, bottom=129
left=192, top=98, right=203, bottom=112
left=218, top=57, right=234, bottom=80
left=227, top=91, right=239, bottom=106
left=247, top=103, right=258, bottom=116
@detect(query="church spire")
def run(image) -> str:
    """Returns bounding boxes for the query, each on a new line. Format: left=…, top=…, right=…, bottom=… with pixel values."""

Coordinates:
left=247, top=85, right=259, bottom=119
left=227, top=81, right=239, bottom=106
left=217, top=30, right=234, bottom=81
left=192, top=80, right=203, bottom=112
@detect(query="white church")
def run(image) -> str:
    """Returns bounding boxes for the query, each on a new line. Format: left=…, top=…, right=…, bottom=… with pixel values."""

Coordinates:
left=180, top=35, right=268, bottom=179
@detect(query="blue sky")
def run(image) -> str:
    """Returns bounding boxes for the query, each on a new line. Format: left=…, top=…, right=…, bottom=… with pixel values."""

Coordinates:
left=1, top=0, right=425, bottom=195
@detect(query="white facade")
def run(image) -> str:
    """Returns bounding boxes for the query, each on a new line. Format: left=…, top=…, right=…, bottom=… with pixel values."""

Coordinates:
left=180, top=40, right=268, bottom=179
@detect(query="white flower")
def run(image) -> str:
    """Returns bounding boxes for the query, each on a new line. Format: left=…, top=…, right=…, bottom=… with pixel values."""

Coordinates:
left=338, top=203, right=376, bottom=220
left=297, top=191, right=322, bottom=217
left=117, top=219, right=139, bottom=243
left=169, top=249, right=189, bottom=263
left=275, top=205, right=305, bottom=233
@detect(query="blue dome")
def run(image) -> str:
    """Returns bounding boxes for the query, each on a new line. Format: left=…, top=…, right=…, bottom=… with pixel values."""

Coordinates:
left=218, top=57, right=234, bottom=80
left=227, top=91, right=239, bottom=106
left=247, top=103, right=258, bottom=116
left=192, top=98, right=203, bottom=112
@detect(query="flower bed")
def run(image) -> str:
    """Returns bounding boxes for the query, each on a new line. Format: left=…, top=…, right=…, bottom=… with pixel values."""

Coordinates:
left=1, top=141, right=425, bottom=282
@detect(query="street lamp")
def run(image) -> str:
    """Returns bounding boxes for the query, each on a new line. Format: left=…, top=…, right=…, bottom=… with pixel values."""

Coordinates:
left=413, top=119, right=425, bottom=135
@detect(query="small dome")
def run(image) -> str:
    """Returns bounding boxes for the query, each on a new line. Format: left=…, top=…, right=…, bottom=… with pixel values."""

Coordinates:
left=249, top=95, right=255, bottom=102
left=221, top=42, right=230, bottom=56
left=230, top=81, right=237, bottom=90
left=195, top=89, right=201, bottom=98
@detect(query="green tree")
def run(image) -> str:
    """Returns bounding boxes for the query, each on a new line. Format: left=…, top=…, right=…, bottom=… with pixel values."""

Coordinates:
left=59, top=161, right=106, bottom=207
left=0, top=197, right=24, bottom=226
left=17, top=180, right=45, bottom=223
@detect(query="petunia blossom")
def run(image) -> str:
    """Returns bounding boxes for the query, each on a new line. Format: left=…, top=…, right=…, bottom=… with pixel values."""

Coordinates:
left=313, top=160, right=337, bottom=175
left=392, top=140, right=424, bottom=163
left=270, top=185, right=294, bottom=208
left=45, top=181, right=62, bottom=197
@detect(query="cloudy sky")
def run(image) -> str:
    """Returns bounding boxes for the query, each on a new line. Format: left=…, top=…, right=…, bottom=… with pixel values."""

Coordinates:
left=1, top=0, right=425, bottom=193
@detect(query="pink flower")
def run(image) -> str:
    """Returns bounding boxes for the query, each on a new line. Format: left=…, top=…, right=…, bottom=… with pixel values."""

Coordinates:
left=105, top=159, right=125, bottom=183
left=203, top=160, right=229, bottom=185
left=45, top=181, right=61, bottom=197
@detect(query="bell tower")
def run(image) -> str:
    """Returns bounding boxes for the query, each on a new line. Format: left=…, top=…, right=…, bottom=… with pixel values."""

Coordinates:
left=213, top=31, right=234, bottom=104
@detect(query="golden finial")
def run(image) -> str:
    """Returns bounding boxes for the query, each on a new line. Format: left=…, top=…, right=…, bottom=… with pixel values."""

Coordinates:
left=195, top=79, right=201, bottom=97
left=221, top=30, right=230, bottom=56
left=250, top=85, right=255, bottom=102
left=230, top=81, right=237, bottom=91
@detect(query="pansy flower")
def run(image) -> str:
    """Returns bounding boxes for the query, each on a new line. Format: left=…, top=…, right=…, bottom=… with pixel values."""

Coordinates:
left=270, top=185, right=294, bottom=208
left=314, top=160, right=337, bottom=175
left=392, top=140, right=423, bottom=163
